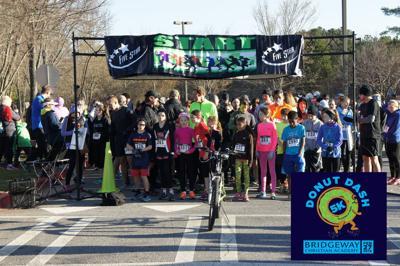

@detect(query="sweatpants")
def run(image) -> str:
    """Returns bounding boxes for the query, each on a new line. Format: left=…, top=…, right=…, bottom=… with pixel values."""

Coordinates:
left=90, top=140, right=106, bottom=168
left=322, top=157, right=340, bottom=173
left=258, top=151, right=277, bottom=193
left=66, top=150, right=84, bottom=185
left=114, top=156, right=129, bottom=186
left=177, top=153, right=195, bottom=192
left=235, top=159, right=250, bottom=193
left=156, top=158, right=172, bottom=189
left=304, top=150, right=321, bottom=172
left=275, top=154, right=285, bottom=184
left=385, top=142, right=400, bottom=178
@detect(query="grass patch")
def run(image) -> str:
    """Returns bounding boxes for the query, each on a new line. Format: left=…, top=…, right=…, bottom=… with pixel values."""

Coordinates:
left=0, top=168, right=35, bottom=191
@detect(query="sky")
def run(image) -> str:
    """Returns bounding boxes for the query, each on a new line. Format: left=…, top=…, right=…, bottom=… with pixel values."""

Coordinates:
left=108, top=0, right=399, bottom=37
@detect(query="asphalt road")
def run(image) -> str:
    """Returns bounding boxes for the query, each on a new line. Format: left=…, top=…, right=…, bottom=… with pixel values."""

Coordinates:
left=0, top=178, right=399, bottom=266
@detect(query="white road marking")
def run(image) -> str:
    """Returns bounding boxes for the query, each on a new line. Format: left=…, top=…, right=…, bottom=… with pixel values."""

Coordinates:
left=0, top=216, right=61, bottom=263
left=27, top=218, right=95, bottom=265
left=388, top=227, right=400, bottom=249
left=40, top=206, right=98, bottom=215
left=220, top=215, right=238, bottom=262
left=142, top=204, right=201, bottom=213
left=369, top=261, right=389, bottom=265
left=174, top=216, right=202, bottom=263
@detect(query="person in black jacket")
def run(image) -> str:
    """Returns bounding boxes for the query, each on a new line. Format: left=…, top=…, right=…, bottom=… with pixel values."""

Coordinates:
left=41, top=99, right=63, bottom=161
left=110, top=96, right=136, bottom=189
left=164, top=89, right=184, bottom=123
left=136, top=90, right=159, bottom=131
left=88, top=102, right=109, bottom=169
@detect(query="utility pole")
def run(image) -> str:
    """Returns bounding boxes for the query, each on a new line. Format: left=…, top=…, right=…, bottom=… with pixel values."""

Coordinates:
left=342, top=0, right=348, bottom=96
left=173, top=20, right=192, bottom=102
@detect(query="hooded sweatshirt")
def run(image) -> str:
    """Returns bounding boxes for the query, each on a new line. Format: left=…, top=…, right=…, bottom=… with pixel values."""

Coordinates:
left=384, top=109, right=400, bottom=144
left=317, top=122, right=343, bottom=158
left=41, top=106, right=62, bottom=146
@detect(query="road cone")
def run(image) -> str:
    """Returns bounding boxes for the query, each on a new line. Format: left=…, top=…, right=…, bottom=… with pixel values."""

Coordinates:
left=98, top=142, right=119, bottom=193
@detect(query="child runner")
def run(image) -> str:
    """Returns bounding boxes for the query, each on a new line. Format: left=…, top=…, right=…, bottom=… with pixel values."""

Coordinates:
left=282, top=111, right=306, bottom=197
left=275, top=108, right=290, bottom=192
left=126, top=118, right=153, bottom=202
left=232, top=116, right=254, bottom=202
left=207, top=116, right=223, bottom=174
left=192, top=109, right=211, bottom=201
left=255, top=107, right=278, bottom=200
left=175, top=113, right=196, bottom=200
left=88, top=103, right=109, bottom=169
left=317, top=109, right=343, bottom=172
left=153, top=109, right=175, bottom=201
left=303, top=105, right=323, bottom=172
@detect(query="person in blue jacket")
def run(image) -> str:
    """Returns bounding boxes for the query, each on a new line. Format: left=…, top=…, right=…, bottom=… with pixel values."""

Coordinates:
left=317, top=108, right=343, bottom=172
left=384, top=100, right=400, bottom=185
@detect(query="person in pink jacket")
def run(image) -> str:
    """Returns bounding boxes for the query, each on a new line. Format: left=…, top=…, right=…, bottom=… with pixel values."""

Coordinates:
left=174, top=112, right=196, bottom=200
left=255, top=106, right=278, bottom=200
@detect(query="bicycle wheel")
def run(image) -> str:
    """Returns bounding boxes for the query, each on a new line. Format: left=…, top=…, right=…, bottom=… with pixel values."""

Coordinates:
left=215, top=177, right=221, bottom=219
left=208, top=180, right=217, bottom=231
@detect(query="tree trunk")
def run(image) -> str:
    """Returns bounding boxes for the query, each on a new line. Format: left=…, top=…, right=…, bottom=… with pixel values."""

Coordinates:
left=28, top=42, right=36, bottom=103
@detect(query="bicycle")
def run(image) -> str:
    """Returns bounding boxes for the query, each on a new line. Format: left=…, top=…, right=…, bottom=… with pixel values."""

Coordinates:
left=207, top=149, right=232, bottom=231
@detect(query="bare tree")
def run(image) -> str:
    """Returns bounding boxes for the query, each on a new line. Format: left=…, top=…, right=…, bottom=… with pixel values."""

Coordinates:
left=253, top=0, right=316, bottom=35
left=357, top=39, right=400, bottom=96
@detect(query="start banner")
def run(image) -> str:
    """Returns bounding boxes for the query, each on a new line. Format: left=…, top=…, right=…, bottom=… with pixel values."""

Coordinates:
left=291, top=172, right=387, bottom=260
left=104, top=34, right=303, bottom=79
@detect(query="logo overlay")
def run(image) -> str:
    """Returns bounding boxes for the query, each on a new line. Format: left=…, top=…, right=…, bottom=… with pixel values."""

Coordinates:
left=291, top=173, right=386, bottom=260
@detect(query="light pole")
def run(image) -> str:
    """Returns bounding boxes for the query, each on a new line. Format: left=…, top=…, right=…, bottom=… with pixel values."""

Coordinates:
left=342, top=0, right=348, bottom=96
left=173, top=20, right=192, bottom=102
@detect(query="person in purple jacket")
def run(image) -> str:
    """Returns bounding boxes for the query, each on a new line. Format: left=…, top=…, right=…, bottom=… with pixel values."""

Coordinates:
left=317, top=109, right=343, bottom=172
left=384, top=100, right=400, bottom=185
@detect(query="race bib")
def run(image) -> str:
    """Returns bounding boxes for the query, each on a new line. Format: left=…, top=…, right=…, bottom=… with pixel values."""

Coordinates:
left=178, top=144, right=190, bottom=153
left=305, top=131, right=317, bottom=140
left=234, top=144, right=246, bottom=153
left=196, top=140, right=204, bottom=148
left=155, top=139, right=167, bottom=148
left=383, top=125, right=389, bottom=133
left=260, top=136, right=271, bottom=145
left=92, top=132, right=101, bottom=140
left=124, top=147, right=133, bottom=155
left=134, top=143, right=146, bottom=150
left=287, top=138, right=300, bottom=148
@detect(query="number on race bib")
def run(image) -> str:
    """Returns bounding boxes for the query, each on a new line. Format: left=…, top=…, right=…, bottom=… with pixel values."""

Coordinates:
left=156, top=139, right=167, bottom=148
left=178, top=144, right=190, bottom=153
left=260, top=136, right=271, bottom=145
left=305, top=132, right=316, bottom=140
left=124, top=147, right=133, bottom=155
left=134, top=143, right=146, bottom=150
left=234, top=144, right=246, bottom=153
left=287, top=138, right=300, bottom=147
left=92, top=132, right=101, bottom=140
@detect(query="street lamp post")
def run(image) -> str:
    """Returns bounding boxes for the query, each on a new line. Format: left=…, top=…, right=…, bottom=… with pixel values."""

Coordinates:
left=173, top=20, right=192, bottom=102
left=342, top=0, right=348, bottom=96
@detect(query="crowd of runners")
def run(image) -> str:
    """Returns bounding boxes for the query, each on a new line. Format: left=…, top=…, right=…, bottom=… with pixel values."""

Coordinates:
left=0, top=84, right=399, bottom=202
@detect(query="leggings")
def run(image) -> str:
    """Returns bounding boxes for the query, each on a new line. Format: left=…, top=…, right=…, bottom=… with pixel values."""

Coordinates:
left=156, top=158, right=172, bottom=189
left=177, top=153, right=195, bottom=192
left=258, top=151, right=277, bottom=193
left=385, top=142, right=400, bottom=178
left=275, top=154, right=285, bottom=184
left=66, top=150, right=84, bottom=185
left=322, top=157, right=340, bottom=173
left=340, top=140, right=355, bottom=172
left=235, top=159, right=250, bottom=193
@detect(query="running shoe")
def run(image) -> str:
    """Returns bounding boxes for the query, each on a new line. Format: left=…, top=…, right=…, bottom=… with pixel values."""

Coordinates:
left=179, top=191, right=187, bottom=200
left=168, top=192, right=175, bottom=201
left=6, top=164, right=18, bottom=170
left=393, top=178, right=400, bottom=186
left=233, top=192, right=242, bottom=201
left=189, top=191, right=196, bottom=200
left=243, top=193, right=250, bottom=202
left=159, top=191, right=168, bottom=200
left=260, top=192, right=268, bottom=199
left=141, top=194, right=152, bottom=202
left=271, top=193, right=277, bottom=200
left=200, top=191, right=208, bottom=201
left=387, top=177, right=396, bottom=185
